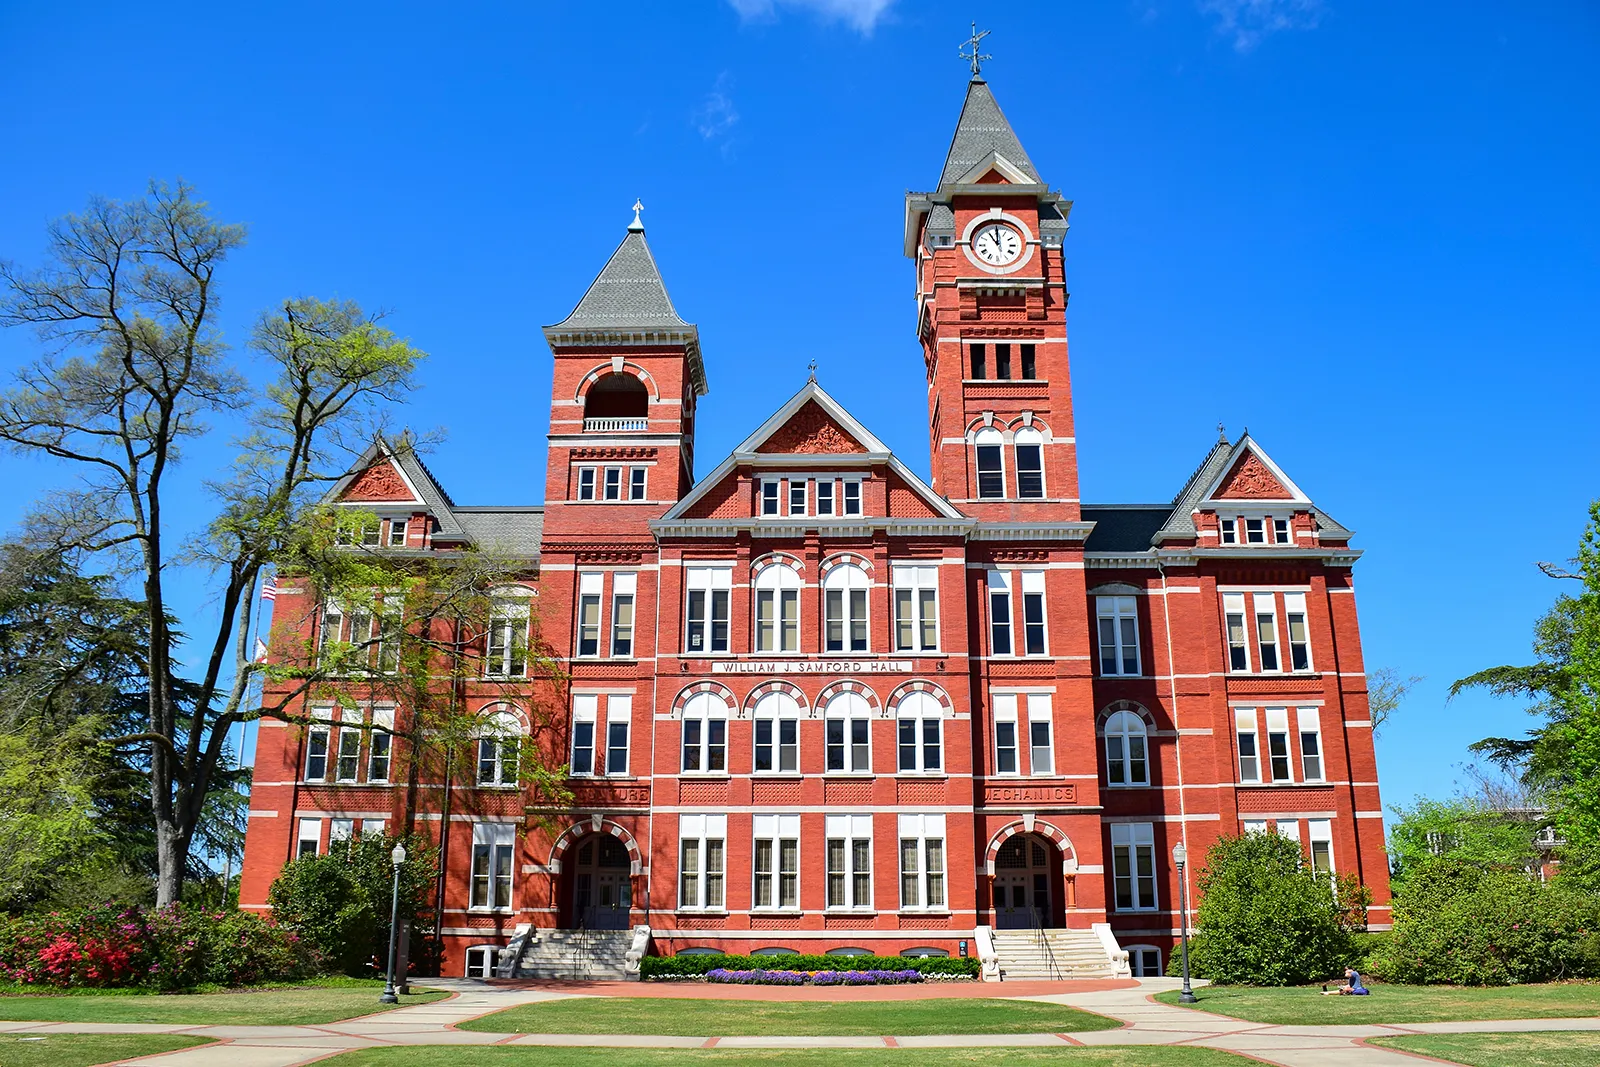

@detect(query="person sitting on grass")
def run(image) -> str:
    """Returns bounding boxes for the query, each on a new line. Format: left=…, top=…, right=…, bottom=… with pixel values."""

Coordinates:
left=1320, top=968, right=1370, bottom=996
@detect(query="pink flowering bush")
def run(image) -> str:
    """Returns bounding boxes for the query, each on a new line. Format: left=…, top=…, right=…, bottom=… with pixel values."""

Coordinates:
left=0, top=903, right=315, bottom=990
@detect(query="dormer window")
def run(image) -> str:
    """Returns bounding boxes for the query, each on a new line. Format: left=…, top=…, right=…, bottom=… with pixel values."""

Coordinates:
left=388, top=519, right=408, bottom=547
left=842, top=481, right=862, bottom=516
left=761, top=481, right=780, bottom=516
left=1245, top=518, right=1265, bottom=544
left=1273, top=518, right=1290, bottom=544
left=1220, top=518, right=1237, bottom=544
left=788, top=480, right=807, bottom=515
left=817, top=480, right=835, bottom=515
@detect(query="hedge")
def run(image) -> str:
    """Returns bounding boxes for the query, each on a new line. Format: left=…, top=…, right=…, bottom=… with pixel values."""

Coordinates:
left=641, top=952, right=979, bottom=980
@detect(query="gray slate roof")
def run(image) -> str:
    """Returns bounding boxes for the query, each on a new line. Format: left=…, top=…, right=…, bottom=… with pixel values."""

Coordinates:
left=1155, top=438, right=1235, bottom=542
left=1082, top=506, right=1173, bottom=553
left=453, top=508, right=545, bottom=558
left=939, top=78, right=1040, bottom=187
left=547, top=231, right=691, bottom=331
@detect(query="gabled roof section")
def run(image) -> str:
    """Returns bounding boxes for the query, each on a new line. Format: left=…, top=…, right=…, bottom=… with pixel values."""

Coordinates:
left=938, top=77, right=1040, bottom=188
left=325, top=436, right=466, bottom=540
left=661, top=380, right=967, bottom=523
left=1199, top=434, right=1311, bottom=506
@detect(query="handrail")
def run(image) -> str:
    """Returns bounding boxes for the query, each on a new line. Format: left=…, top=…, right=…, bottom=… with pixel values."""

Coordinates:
left=1027, top=906, right=1067, bottom=981
left=583, top=416, right=649, bottom=432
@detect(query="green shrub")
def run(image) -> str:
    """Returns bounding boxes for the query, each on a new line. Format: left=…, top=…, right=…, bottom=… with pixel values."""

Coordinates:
left=1346, top=930, right=1392, bottom=975
left=267, top=833, right=437, bottom=977
left=1184, top=832, right=1366, bottom=985
left=1371, top=858, right=1600, bottom=985
left=640, top=952, right=979, bottom=980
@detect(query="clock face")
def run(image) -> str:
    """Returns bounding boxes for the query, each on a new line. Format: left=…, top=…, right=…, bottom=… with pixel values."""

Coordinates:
left=972, top=222, right=1023, bottom=266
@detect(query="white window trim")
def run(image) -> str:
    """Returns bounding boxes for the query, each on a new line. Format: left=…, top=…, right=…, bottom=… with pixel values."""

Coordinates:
left=604, top=695, right=633, bottom=778
left=678, top=813, right=728, bottom=913
left=895, top=692, right=945, bottom=775
left=825, top=813, right=873, bottom=911
left=1020, top=570, right=1048, bottom=657
left=823, top=563, right=871, bottom=655
left=824, top=691, right=873, bottom=774
left=681, top=692, right=731, bottom=776
left=1235, top=707, right=1261, bottom=784
left=988, top=569, right=1014, bottom=657
left=1298, top=705, right=1325, bottom=783
left=752, top=813, right=801, bottom=912
left=892, top=564, right=941, bottom=654
left=469, top=822, right=516, bottom=913
left=570, top=694, right=599, bottom=777
left=897, top=813, right=948, bottom=912
left=684, top=565, right=734, bottom=655
left=1110, top=822, right=1158, bottom=912
left=1096, top=595, right=1140, bottom=676
left=1026, top=693, right=1055, bottom=776
left=1104, top=709, right=1149, bottom=788
left=993, top=693, right=1020, bottom=776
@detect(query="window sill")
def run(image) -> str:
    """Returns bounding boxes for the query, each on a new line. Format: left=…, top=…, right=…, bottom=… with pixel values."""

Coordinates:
left=750, top=910, right=803, bottom=918
left=679, top=772, right=732, bottom=779
left=894, top=773, right=949, bottom=779
left=474, top=783, right=522, bottom=790
left=752, top=773, right=804, bottom=780
left=1104, top=783, right=1153, bottom=790
left=675, top=910, right=729, bottom=917
left=897, top=910, right=952, bottom=918
left=468, top=907, right=516, bottom=916
left=822, top=909, right=877, bottom=916
left=822, top=772, right=876, bottom=779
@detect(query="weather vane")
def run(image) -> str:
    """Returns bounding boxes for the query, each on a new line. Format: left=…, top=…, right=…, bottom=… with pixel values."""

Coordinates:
left=960, top=22, right=992, bottom=77
left=807, top=359, right=818, bottom=383
left=628, top=199, right=645, bottom=232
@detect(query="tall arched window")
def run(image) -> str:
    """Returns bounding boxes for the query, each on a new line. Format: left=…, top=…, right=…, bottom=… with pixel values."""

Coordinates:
left=824, top=691, right=873, bottom=773
left=975, top=427, right=1005, bottom=498
left=476, top=708, right=522, bottom=786
left=895, top=691, right=943, bottom=773
left=754, top=565, right=801, bottom=653
left=583, top=372, right=648, bottom=420
left=1104, top=709, right=1149, bottom=787
left=681, top=691, right=729, bottom=773
left=823, top=564, right=870, bottom=653
left=1014, top=427, right=1044, bottom=499
left=752, top=691, right=800, bottom=774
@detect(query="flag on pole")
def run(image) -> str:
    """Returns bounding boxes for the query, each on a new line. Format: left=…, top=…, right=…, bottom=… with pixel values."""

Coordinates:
left=254, top=639, right=269, bottom=662
left=260, top=574, right=278, bottom=602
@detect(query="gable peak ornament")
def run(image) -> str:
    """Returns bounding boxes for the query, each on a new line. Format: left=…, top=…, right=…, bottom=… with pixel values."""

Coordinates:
left=628, top=199, right=645, bottom=233
left=960, top=22, right=992, bottom=79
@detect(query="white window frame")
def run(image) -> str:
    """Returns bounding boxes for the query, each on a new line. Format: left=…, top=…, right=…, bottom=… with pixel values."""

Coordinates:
left=825, top=813, right=873, bottom=910
left=753, top=692, right=801, bottom=774
left=754, top=565, right=801, bottom=654
left=570, top=694, right=598, bottom=776
left=1013, top=426, right=1045, bottom=499
left=1110, top=822, right=1158, bottom=912
left=892, top=564, right=940, bottom=653
left=296, top=817, right=322, bottom=857
left=305, top=707, right=334, bottom=782
left=760, top=479, right=781, bottom=516
left=824, top=691, right=872, bottom=774
left=1254, top=592, right=1281, bottom=672
left=610, top=572, right=636, bottom=658
left=816, top=478, right=835, bottom=516
left=464, top=945, right=499, bottom=979
left=576, top=572, right=603, bottom=658
left=1096, top=595, right=1140, bottom=676
left=1273, top=517, right=1290, bottom=544
left=823, top=563, right=870, bottom=654
left=787, top=478, right=808, bottom=516
left=1245, top=517, right=1266, bottom=544
left=1284, top=592, right=1312, bottom=672
left=486, top=598, right=529, bottom=678
left=1020, top=570, right=1047, bottom=655
left=1220, top=517, right=1237, bottom=544
left=1242, top=819, right=1268, bottom=834
left=605, top=694, right=632, bottom=777
left=1308, top=818, right=1334, bottom=875
left=1265, top=707, right=1292, bottom=782
left=684, top=565, right=732, bottom=654
left=1297, top=706, right=1324, bottom=782
left=1026, top=693, right=1054, bottom=776
left=470, top=822, right=515, bottom=912
left=898, top=813, right=947, bottom=912
left=1224, top=593, right=1250, bottom=672
left=678, top=813, right=727, bottom=912
left=842, top=479, right=863, bottom=516
left=752, top=813, right=800, bottom=911
left=330, top=817, right=355, bottom=847
left=387, top=518, right=408, bottom=547
left=993, top=693, right=1020, bottom=775
left=1235, top=707, right=1261, bottom=783
left=576, top=466, right=597, bottom=501
left=1277, top=819, right=1301, bottom=844
left=987, top=570, right=1013, bottom=656
left=681, top=691, right=730, bottom=775
left=368, top=707, right=394, bottom=783
left=603, top=465, right=622, bottom=501
left=895, top=691, right=944, bottom=774
left=1104, top=709, right=1149, bottom=787
left=629, top=466, right=647, bottom=501
left=974, top=426, right=1006, bottom=499
left=335, top=717, right=362, bottom=783
left=476, top=709, right=521, bottom=787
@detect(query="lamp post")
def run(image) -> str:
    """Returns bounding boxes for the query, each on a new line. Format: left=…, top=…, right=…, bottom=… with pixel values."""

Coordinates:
left=380, top=842, right=408, bottom=1005
left=1173, top=842, right=1196, bottom=1004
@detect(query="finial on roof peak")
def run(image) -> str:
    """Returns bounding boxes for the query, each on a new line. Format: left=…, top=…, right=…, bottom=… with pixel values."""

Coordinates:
left=807, top=359, right=818, bottom=383
left=959, top=21, right=992, bottom=79
left=628, top=199, right=645, bottom=233
left=1217, top=422, right=1227, bottom=444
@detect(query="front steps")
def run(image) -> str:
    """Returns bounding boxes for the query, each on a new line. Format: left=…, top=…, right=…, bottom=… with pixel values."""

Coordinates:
left=499, top=929, right=636, bottom=981
left=990, top=927, right=1123, bottom=980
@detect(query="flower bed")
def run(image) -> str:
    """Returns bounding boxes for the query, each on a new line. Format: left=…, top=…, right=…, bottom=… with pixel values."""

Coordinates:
left=705, top=967, right=923, bottom=986
left=642, top=952, right=978, bottom=981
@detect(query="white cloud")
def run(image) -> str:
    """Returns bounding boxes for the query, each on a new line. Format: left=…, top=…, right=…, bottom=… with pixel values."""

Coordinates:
left=1198, top=0, right=1323, bottom=52
left=727, top=0, right=895, bottom=35
left=695, top=73, right=739, bottom=142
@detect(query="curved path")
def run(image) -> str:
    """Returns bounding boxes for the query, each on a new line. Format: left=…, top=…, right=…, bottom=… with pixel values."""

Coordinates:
left=4, top=977, right=1598, bottom=1067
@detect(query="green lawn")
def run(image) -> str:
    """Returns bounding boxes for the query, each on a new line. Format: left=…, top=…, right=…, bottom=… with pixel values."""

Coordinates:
left=0, top=1033, right=213, bottom=1067
left=0, top=977, right=447, bottom=1025
left=1370, top=1032, right=1600, bottom=1066
left=459, top=997, right=1121, bottom=1037
left=332, top=1048, right=1257, bottom=1067
left=1154, top=982, right=1600, bottom=1024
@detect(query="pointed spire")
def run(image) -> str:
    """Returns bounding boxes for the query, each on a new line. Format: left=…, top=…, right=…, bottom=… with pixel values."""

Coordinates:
left=546, top=227, right=690, bottom=332
left=938, top=78, right=1040, bottom=187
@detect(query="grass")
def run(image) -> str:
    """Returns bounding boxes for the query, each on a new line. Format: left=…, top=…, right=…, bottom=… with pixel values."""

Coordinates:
left=459, top=997, right=1122, bottom=1037
left=1370, top=1032, right=1600, bottom=1066
left=0, top=976, right=448, bottom=1025
left=331, top=1048, right=1258, bottom=1067
left=0, top=1033, right=213, bottom=1066
left=1154, top=981, right=1600, bottom=1024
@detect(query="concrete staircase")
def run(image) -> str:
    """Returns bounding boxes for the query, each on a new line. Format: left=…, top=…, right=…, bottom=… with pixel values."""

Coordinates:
left=990, top=927, right=1122, bottom=980
left=501, top=929, right=635, bottom=981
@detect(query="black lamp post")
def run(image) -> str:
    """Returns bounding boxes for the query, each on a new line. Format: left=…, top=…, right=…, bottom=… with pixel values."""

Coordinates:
left=380, top=842, right=408, bottom=1005
left=1173, top=842, right=1196, bottom=1004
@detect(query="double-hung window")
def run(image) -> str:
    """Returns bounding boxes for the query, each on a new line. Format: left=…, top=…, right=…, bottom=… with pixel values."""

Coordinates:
left=684, top=566, right=731, bottom=653
left=486, top=598, right=529, bottom=677
left=605, top=695, right=632, bottom=776
left=993, top=694, right=1020, bottom=774
left=335, top=716, right=362, bottom=783
left=629, top=466, right=647, bottom=500
left=895, top=692, right=943, bottom=773
left=825, top=814, right=872, bottom=909
left=1027, top=694, right=1055, bottom=775
left=1104, top=709, right=1148, bottom=786
left=892, top=565, right=939, bottom=652
left=754, top=565, right=801, bottom=653
left=753, top=692, right=800, bottom=774
left=368, top=707, right=394, bottom=782
left=824, top=692, right=872, bottom=773
left=330, top=818, right=355, bottom=848
left=988, top=570, right=1013, bottom=655
left=305, top=708, right=333, bottom=781
left=817, top=479, right=835, bottom=515
left=681, top=692, right=729, bottom=773
left=975, top=428, right=1005, bottom=498
left=296, top=817, right=321, bottom=857
left=1110, top=823, right=1157, bottom=911
left=1223, top=593, right=1250, bottom=671
left=476, top=711, right=521, bottom=787
left=788, top=479, right=807, bottom=515
left=610, top=573, right=636, bottom=657
left=603, top=466, right=622, bottom=500
left=1298, top=707, right=1324, bottom=782
left=470, top=823, right=514, bottom=910
left=1265, top=707, right=1292, bottom=781
left=1021, top=570, right=1047, bottom=655
left=1220, top=518, right=1237, bottom=544
left=823, top=564, right=869, bottom=653
left=1235, top=708, right=1260, bottom=783
left=760, top=480, right=781, bottom=515
left=1308, top=819, right=1334, bottom=874
left=842, top=480, right=862, bottom=515
left=1245, top=517, right=1266, bottom=544
left=1284, top=592, right=1311, bottom=671
left=752, top=814, right=799, bottom=910
left=679, top=814, right=726, bottom=911
left=570, top=694, right=598, bottom=776
left=1014, top=428, right=1045, bottom=499
left=1255, top=593, right=1280, bottom=671
left=898, top=814, right=946, bottom=911
left=1096, top=595, right=1139, bottom=675
left=576, top=572, right=603, bottom=657
left=577, top=467, right=596, bottom=500
left=1273, top=517, right=1290, bottom=543
left=388, top=519, right=408, bottom=546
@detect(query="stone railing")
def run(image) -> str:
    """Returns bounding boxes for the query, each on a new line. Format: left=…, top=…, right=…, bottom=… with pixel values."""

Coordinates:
left=583, top=417, right=649, bottom=432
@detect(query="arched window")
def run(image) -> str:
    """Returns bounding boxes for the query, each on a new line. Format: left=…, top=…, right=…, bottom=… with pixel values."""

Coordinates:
left=1014, top=427, right=1044, bottom=499
left=752, top=691, right=800, bottom=774
left=1104, top=709, right=1149, bottom=787
left=754, top=565, right=801, bottom=653
left=824, top=691, right=872, bottom=773
left=823, top=564, right=870, bottom=653
left=681, top=691, right=729, bottom=774
left=583, top=372, right=648, bottom=420
left=476, top=708, right=522, bottom=786
left=895, top=692, right=943, bottom=773
left=975, top=427, right=1005, bottom=498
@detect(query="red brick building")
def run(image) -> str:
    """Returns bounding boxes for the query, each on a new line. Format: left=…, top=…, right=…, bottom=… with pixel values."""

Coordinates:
left=238, top=75, right=1390, bottom=980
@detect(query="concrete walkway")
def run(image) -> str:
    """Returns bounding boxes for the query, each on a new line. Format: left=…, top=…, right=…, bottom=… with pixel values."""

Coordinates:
left=3, top=977, right=1598, bottom=1066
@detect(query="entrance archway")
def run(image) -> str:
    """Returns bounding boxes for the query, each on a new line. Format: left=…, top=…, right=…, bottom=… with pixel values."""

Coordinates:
left=992, top=834, right=1055, bottom=929
left=566, top=833, right=632, bottom=930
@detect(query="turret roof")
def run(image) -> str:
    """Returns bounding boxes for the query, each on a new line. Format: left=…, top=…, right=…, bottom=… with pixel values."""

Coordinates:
left=937, top=77, right=1040, bottom=187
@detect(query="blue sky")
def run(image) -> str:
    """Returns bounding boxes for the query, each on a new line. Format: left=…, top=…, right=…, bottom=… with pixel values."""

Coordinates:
left=0, top=1, right=1596, bottom=818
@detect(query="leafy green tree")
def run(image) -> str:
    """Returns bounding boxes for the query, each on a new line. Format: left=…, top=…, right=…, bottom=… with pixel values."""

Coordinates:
left=1387, top=798, right=1541, bottom=892
left=267, top=832, right=438, bottom=976
left=1454, top=501, right=1600, bottom=883
left=1186, top=832, right=1368, bottom=985
left=1368, top=667, right=1422, bottom=737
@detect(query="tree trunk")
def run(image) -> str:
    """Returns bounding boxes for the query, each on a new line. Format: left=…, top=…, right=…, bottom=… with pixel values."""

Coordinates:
left=155, top=820, right=189, bottom=907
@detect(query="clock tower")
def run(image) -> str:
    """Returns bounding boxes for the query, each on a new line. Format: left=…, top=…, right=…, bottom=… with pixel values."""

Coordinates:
left=905, top=74, right=1078, bottom=523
